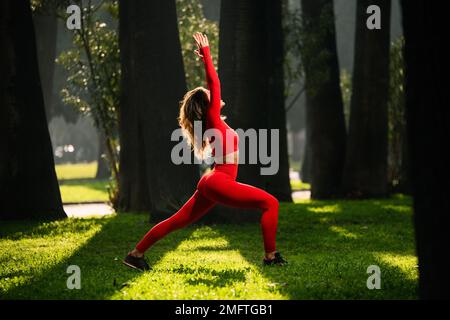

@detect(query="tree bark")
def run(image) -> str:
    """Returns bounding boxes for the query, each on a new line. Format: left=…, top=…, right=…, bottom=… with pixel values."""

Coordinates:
left=200, top=0, right=220, bottom=22
left=32, top=6, right=57, bottom=122
left=0, top=0, right=66, bottom=220
left=301, top=0, right=347, bottom=199
left=397, top=125, right=411, bottom=193
left=117, top=0, right=200, bottom=221
left=342, top=0, right=391, bottom=198
left=300, top=131, right=311, bottom=183
left=220, top=0, right=292, bottom=201
left=402, top=0, right=450, bottom=299
left=265, top=0, right=293, bottom=202
left=95, top=131, right=111, bottom=179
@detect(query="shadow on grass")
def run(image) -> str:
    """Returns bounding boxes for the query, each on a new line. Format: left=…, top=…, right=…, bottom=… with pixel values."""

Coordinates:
left=0, top=219, right=63, bottom=239
left=210, top=198, right=418, bottom=299
left=1, top=213, right=195, bottom=299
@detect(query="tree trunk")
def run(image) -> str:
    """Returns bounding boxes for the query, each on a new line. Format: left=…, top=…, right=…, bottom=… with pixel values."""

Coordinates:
left=402, top=0, right=450, bottom=299
left=206, top=0, right=292, bottom=223
left=32, top=8, right=57, bottom=122
left=219, top=0, right=266, bottom=191
left=265, top=0, right=293, bottom=202
left=300, top=130, right=311, bottom=183
left=397, top=125, right=411, bottom=193
left=301, top=0, right=347, bottom=199
left=117, top=0, right=200, bottom=221
left=200, top=0, right=220, bottom=22
left=0, top=0, right=66, bottom=220
left=219, top=0, right=292, bottom=200
left=342, top=0, right=391, bottom=198
left=95, top=131, right=111, bottom=179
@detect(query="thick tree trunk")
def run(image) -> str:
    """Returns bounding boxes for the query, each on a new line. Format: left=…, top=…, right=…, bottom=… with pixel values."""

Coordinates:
left=301, top=0, right=347, bottom=199
left=117, top=0, right=200, bottom=221
left=342, top=0, right=391, bottom=198
left=402, top=0, right=450, bottom=299
left=397, top=126, right=411, bottom=193
left=207, top=0, right=292, bottom=223
left=219, top=0, right=266, bottom=191
left=32, top=9, right=57, bottom=122
left=220, top=0, right=292, bottom=201
left=265, top=0, right=292, bottom=202
left=0, top=0, right=66, bottom=220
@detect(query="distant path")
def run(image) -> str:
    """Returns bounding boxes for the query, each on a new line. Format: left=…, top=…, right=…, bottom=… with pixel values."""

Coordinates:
left=292, top=190, right=311, bottom=200
left=64, top=203, right=115, bottom=218
left=64, top=190, right=311, bottom=218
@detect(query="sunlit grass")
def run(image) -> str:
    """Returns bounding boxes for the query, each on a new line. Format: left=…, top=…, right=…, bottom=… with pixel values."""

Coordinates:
left=55, top=162, right=98, bottom=180
left=0, top=196, right=418, bottom=299
left=111, top=230, right=285, bottom=300
left=374, top=253, right=418, bottom=282
left=290, top=179, right=311, bottom=191
left=307, top=204, right=341, bottom=214
left=55, top=162, right=109, bottom=203
left=59, top=180, right=109, bottom=203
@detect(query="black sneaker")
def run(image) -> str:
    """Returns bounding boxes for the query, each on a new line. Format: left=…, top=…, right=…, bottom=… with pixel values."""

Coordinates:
left=263, top=252, right=288, bottom=266
left=122, top=254, right=150, bottom=271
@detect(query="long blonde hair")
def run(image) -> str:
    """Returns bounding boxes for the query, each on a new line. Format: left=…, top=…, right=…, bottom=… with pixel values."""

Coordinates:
left=178, top=87, right=211, bottom=159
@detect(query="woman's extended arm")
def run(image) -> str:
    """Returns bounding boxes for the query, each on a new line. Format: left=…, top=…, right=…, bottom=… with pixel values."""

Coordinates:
left=193, top=32, right=221, bottom=121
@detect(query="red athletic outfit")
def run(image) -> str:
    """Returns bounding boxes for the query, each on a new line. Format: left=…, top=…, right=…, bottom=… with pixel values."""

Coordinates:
left=135, top=46, right=279, bottom=254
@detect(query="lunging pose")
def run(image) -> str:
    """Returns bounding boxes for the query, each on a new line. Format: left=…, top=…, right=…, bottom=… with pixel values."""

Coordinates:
left=123, top=32, right=287, bottom=271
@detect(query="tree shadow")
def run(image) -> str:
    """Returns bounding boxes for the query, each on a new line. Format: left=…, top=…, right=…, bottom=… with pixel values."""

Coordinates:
left=1, top=213, right=195, bottom=299
left=0, top=219, right=62, bottom=239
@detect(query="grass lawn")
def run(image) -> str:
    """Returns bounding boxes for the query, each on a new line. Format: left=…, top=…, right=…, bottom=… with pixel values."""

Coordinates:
left=56, top=162, right=109, bottom=203
left=55, top=162, right=98, bottom=180
left=59, top=179, right=110, bottom=203
left=0, top=195, right=418, bottom=299
left=290, top=179, right=310, bottom=191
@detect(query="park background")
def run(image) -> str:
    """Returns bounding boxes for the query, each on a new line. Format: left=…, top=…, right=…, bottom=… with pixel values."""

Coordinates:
left=1, top=0, right=447, bottom=300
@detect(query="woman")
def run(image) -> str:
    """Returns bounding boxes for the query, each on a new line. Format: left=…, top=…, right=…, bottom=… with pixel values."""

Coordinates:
left=123, top=32, right=287, bottom=271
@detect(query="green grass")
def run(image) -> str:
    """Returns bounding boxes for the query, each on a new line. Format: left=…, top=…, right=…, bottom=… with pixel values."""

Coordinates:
left=290, top=179, right=310, bottom=191
left=55, top=162, right=98, bottom=180
left=0, top=195, right=418, bottom=299
left=59, top=179, right=110, bottom=203
left=55, top=162, right=109, bottom=203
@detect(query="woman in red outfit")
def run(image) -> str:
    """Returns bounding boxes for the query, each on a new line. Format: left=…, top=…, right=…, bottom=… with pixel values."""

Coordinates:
left=123, top=32, right=287, bottom=271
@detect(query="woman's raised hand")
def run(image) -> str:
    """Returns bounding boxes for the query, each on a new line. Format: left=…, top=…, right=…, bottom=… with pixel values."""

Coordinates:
left=193, top=32, right=209, bottom=58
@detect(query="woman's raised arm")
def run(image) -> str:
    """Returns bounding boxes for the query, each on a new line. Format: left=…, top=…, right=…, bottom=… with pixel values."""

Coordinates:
left=193, top=32, right=221, bottom=120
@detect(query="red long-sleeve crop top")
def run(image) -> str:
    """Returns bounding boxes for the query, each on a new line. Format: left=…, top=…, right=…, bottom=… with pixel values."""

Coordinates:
left=200, top=46, right=239, bottom=159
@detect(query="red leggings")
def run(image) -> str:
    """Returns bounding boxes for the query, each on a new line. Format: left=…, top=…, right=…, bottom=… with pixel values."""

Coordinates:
left=135, top=164, right=279, bottom=253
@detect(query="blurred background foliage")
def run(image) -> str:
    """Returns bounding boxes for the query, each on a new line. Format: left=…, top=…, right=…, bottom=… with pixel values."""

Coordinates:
left=176, top=0, right=219, bottom=89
